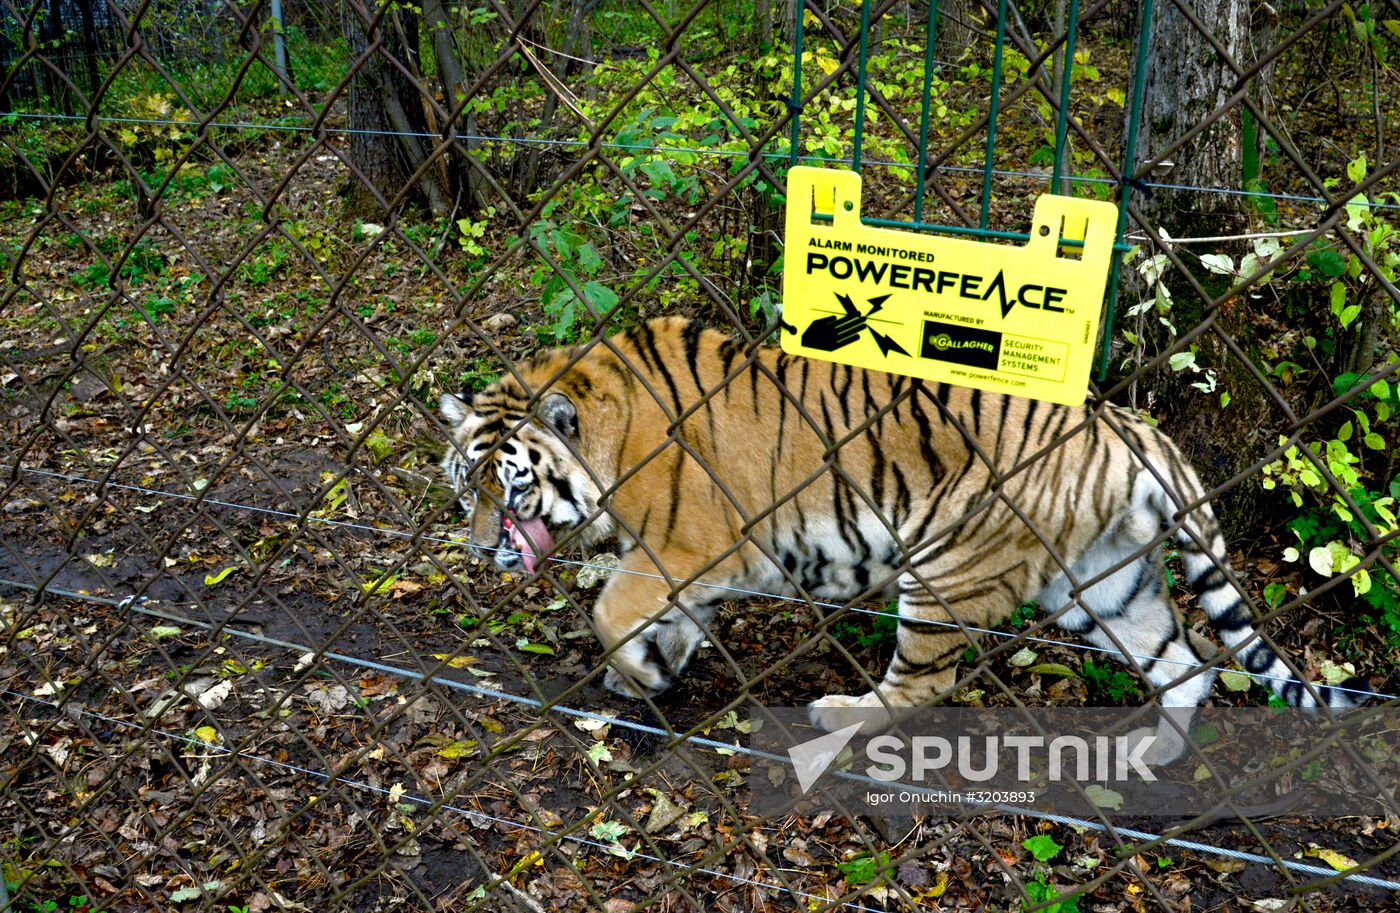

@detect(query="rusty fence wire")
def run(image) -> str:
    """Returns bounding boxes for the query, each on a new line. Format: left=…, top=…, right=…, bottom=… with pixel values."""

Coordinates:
left=2, top=0, right=1399, bottom=911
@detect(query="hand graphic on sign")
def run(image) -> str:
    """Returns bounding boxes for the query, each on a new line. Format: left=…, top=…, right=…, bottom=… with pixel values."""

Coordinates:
left=796, top=292, right=910, bottom=358
left=801, top=312, right=866, bottom=352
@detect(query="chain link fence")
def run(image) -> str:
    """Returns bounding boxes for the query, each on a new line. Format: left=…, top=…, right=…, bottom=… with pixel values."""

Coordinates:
left=2, top=0, right=1399, bottom=910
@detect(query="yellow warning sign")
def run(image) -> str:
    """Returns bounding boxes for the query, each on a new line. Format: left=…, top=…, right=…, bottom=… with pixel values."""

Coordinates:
left=781, top=166, right=1119, bottom=405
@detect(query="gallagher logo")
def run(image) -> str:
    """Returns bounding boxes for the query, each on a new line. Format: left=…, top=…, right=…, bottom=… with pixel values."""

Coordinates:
left=920, top=320, right=1002, bottom=370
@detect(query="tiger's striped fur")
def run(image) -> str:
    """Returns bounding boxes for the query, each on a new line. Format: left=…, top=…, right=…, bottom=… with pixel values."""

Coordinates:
left=439, top=318, right=1365, bottom=761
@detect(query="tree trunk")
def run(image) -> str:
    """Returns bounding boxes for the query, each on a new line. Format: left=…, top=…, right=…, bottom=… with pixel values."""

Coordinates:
left=934, top=0, right=978, bottom=65
left=423, top=0, right=487, bottom=212
left=340, top=0, right=448, bottom=217
left=1122, top=0, right=1264, bottom=542
left=519, top=0, right=595, bottom=197
left=206, top=0, right=227, bottom=65
left=1248, top=0, right=1280, bottom=194
left=1119, top=0, right=1250, bottom=303
left=43, top=0, right=72, bottom=115
left=1132, top=0, right=1248, bottom=237
left=78, top=0, right=100, bottom=98
left=1338, top=281, right=1387, bottom=379
left=779, top=0, right=797, bottom=45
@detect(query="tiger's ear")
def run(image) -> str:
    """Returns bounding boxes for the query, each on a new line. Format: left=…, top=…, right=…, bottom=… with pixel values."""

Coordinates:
left=440, top=392, right=473, bottom=426
left=540, top=392, right=578, bottom=439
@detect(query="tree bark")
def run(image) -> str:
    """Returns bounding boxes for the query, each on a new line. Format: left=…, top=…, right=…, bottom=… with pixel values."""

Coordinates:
left=756, top=0, right=772, bottom=47
left=1339, top=282, right=1387, bottom=379
left=43, top=0, right=72, bottom=115
left=77, top=0, right=100, bottom=98
left=779, top=0, right=797, bottom=45
left=519, top=0, right=596, bottom=197
left=935, top=0, right=979, bottom=65
left=1120, top=0, right=1265, bottom=542
left=340, top=0, right=448, bottom=217
left=423, top=0, right=488, bottom=212
left=1131, top=0, right=1249, bottom=237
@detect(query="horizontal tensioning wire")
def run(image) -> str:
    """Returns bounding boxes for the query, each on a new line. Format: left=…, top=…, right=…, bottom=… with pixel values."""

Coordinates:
left=4, top=111, right=1397, bottom=214
left=0, top=687, right=890, bottom=913
left=15, top=466, right=1396, bottom=703
left=0, top=575, right=758, bottom=759
left=6, top=596, right=1400, bottom=894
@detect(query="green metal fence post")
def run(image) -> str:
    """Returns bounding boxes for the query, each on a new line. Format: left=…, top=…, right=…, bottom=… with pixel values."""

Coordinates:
left=1050, top=0, right=1082, bottom=195
left=788, top=0, right=806, bottom=168
left=979, top=0, right=1010, bottom=230
left=914, top=1, right=941, bottom=223
left=851, top=0, right=874, bottom=173
left=1096, top=0, right=1155, bottom=380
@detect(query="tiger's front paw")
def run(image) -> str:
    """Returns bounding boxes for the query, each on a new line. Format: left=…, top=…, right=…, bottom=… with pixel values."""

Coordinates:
left=603, top=637, right=671, bottom=699
left=603, top=662, right=669, bottom=699
left=1122, top=725, right=1186, bottom=768
left=808, top=692, right=892, bottom=735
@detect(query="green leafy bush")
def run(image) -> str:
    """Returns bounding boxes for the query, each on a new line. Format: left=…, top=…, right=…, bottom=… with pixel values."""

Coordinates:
left=1080, top=656, right=1141, bottom=703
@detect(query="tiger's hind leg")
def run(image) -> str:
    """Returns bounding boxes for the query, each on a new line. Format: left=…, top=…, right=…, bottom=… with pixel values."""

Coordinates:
left=808, top=567, right=978, bottom=735
left=1045, top=509, right=1211, bottom=764
left=1079, top=597, right=1214, bottom=765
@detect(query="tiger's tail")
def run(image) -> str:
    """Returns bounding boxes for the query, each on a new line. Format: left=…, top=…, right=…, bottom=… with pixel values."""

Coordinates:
left=1162, top=492, right=1368, bottom=710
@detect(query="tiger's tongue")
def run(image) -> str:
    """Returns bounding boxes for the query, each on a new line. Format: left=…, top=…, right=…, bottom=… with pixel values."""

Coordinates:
left=507, top=516, right=553, bottom=574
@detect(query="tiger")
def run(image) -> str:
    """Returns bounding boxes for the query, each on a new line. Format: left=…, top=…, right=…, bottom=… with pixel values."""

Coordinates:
left=438, top=317, right=1366, bottom=763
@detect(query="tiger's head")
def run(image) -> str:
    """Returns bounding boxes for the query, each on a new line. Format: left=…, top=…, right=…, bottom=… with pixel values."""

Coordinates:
left=439, top=385, right=607, bottom=573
